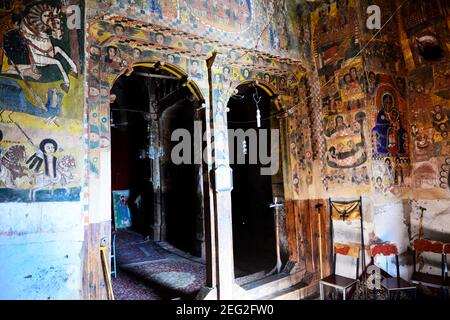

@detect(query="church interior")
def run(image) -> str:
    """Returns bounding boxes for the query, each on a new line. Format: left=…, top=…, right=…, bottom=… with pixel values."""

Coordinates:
left=0, top=0, right=449, bottom=301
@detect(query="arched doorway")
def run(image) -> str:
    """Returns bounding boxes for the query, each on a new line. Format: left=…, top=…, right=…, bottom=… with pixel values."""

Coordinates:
left=110, top=64, right=206, bottom=257
left=226, top=81, right=285, bottom=280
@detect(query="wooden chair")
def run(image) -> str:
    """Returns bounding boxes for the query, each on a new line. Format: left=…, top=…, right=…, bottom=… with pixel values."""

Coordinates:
left=411, top=239, right=446, bottom=294
left=370, top=243, right=416, bottom=299
left=320, top=243, right=360, bottom=300
left=320, top=198, right=365, bottom=300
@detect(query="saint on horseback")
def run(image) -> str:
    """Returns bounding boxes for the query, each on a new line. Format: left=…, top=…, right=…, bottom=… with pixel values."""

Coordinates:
left=1, top=2, right=77, bottom=92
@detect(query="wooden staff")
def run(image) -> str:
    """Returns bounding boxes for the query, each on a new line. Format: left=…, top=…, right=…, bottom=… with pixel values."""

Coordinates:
left=100, top=245, right=115, bottom=300
left=315, top=203, right=324, bottom=279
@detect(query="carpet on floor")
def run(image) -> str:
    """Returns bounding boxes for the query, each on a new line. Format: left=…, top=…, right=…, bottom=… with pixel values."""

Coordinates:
left=116, top=242, right=164, bottom=265
left=112, top=270, right=161, bottom=300
left=122, top=259, right=206, bottom=298
left=115, top=229, right=146, bottom=247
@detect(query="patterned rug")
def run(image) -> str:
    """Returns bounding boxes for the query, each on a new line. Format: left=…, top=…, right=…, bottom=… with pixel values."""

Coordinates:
left=112, top=270, right=161, bottom=300
left=112, top=230, right=206, bottom=299
left=116, top=242, right=164, bottom=265
left=115, top=230, right=165, bottom=265
left=115, top=229, right=146, bottom=247
left=122, top=259, right=206, bottom=299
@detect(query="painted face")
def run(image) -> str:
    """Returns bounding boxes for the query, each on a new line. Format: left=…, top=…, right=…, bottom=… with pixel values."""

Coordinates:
left=90, top=46, right=100, bottom=55
left=133, top=49, right=141, bottom=59
left=191, top=61, right=198, bottom=72
left=44, top=143, right=55, bottom=154
left=168, top=55, right=175, bottom=63
left=383, top=94, right=393, bottom=109
left=108, top=47, right=116, bottom=57
left=344, top=74, right=352, bottom=84
left=51, top=17, right=63, bottom=40
left=41, top=11, right=51, bottom=26
left=115, top=26, right=124, bottom=35
left=194, top=43, right=202, bottom=53
left=89, top=87, right=100, bottom=97
left=156, top=34, right=164, bottom=45
left=100, top=136, right=110, bottom=148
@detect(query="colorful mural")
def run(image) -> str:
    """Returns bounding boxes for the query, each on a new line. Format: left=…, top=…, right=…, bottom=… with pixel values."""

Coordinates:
left=187, top=0, right=252, bottom=33
left=87, top=0, right=302, bottom=60
left=86, top=13, right=305, bottom=184
left=371, top=85, right=408, bottom=158
left=112, top=189, right=132, bottom=228
left=0, top=0, right=84, bottom=202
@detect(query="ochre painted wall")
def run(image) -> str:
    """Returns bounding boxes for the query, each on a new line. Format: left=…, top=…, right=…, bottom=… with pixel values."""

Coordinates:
left=0, top=0, right=85, bottom=299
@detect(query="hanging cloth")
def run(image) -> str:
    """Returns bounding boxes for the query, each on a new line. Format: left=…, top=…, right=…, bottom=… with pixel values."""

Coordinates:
left=331, top=200, right=361, bottom=221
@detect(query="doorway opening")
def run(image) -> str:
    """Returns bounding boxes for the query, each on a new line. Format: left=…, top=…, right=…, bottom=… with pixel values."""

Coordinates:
left=109, top=65, right=207, bottom=299
left=226, top=82, right=285, bottom=280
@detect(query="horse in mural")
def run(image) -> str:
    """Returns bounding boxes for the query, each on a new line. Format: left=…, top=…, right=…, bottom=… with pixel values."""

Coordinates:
left=0, top=144, right=29, bottom=188
left=2, top=3, right=78, bottom=92
left=28, top=154, right=76, bottom=201
left=0, top=77, right=63, bottom=123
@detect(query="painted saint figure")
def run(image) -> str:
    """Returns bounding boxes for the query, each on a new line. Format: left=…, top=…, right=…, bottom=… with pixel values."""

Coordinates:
left=27, top=138, right=58, bottom=179
left=372, top=91, right=407, bottom=156
left=26, top=138, right=76, bottom=200
left=2, top=3, right=78, bottom=92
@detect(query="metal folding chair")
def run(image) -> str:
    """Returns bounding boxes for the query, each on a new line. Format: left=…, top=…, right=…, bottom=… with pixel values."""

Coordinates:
left=111, top=231, right=117, bottom=278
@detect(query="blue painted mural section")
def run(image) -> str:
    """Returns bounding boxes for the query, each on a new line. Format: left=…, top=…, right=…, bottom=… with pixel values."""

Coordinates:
left=0, top=187, right=81, bottom=203
left=0, top=78, right=63, bottom=119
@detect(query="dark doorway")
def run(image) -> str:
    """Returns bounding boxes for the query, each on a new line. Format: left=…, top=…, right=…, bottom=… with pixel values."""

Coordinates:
left=227, top=83, right=283, bottom=278
left=160, top=98, right=203, bottom=256
left=110, top=66, right=204, bottom=256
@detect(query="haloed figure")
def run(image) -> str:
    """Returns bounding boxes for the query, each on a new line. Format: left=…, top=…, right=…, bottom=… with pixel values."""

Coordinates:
left=27, top=139, right=58, bottom=179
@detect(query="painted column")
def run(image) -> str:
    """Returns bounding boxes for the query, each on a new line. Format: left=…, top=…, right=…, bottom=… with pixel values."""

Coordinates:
left=209, top=53, right=235, bottom=299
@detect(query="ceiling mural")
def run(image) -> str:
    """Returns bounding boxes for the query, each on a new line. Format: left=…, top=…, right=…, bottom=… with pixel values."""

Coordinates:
left=89, top=0, right=302, bottom=60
